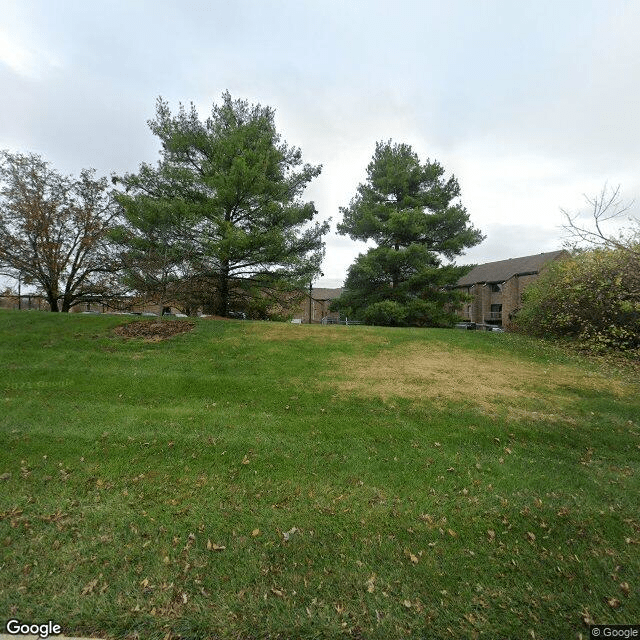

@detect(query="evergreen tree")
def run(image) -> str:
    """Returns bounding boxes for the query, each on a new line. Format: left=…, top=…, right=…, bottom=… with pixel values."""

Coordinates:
left=332, top=141, right=483, bottom=326
left=113, top=93, right=328, bottom=317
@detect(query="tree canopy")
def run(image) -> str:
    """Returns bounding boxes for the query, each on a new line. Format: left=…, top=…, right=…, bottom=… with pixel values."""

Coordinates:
left=0, top=151, right=117, bottom=312
left=332, top=141, right=483, bottom=326
left=112, top=92, right=328, bottom=317
left=514, top=246, right=640, bottom=351
left=516, top=186, right=640, bottom=351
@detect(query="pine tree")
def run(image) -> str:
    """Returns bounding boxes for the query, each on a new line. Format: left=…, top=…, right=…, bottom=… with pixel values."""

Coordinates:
left=332, top=141, right=483, bottom=326
left=113, top=93, right=328, bottom=317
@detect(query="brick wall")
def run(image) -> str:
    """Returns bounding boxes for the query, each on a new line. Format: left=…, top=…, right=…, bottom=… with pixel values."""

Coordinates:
left=465, top=284, right=493, bottom=324
left=501, top=274, right=538, bottom=327
left=462, top=274, right=540, bottom=327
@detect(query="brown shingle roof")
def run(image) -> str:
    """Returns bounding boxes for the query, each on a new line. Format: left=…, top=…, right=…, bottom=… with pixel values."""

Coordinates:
left=456, top=251, right=568, bottom=286
left=311, top=287, right=343, bottom=300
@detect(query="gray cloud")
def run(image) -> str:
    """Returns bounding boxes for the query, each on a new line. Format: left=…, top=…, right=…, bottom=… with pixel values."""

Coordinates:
left=1, top=0, right=638, bottom=290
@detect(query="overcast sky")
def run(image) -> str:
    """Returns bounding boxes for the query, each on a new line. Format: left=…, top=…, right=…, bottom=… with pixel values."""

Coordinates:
left=1, top=0, right=638, bottom=288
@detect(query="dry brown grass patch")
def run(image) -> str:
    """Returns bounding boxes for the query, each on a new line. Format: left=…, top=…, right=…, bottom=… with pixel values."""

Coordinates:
left=327, top=343, right=632, bottom=414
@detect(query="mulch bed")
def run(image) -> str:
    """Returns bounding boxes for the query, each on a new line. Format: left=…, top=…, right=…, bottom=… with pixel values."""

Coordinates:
left=113, top=320, right=195, bottom=341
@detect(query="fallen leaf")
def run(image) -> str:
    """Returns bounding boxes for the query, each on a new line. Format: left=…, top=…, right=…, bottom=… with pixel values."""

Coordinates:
left=620, top=582, right=630, bottom=596
left=271, top=587, right=284, bottom=597
left=607, top=597, right=621, bottom=609
left=207, top=539, right=225, bottom=551
left=366, top=575, right=376, bottom=593
left=526, top=532, right=536, bottom=543
left=447, top=529, right=457, bottom=537
left=251, top=529, right=260, bottom=537
left=282, top=527, right=299, bottom=542
left=81, top=578, right=99, bottom=595
left=487, top=530, right=496, bottom=541
left=403, top=599, right=412, bottom=608
left=409, top=554, right=419, bottom=564
left=581, top=608, right=595, bottom=626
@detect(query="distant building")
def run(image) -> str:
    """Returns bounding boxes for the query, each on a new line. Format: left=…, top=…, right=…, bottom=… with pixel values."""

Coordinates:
left=455, top=250, right=568, bottom=328
left=291, top=287, right=343, bottom=324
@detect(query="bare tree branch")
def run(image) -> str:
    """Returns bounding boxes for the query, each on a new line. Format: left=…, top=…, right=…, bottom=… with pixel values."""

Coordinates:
left=562, top=183, right=639, bottom=257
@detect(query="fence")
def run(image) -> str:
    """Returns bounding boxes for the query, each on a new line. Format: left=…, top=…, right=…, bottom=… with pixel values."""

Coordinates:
left=0, top=295, right=159, bottom=314
left=321, top=316, right=363, bottom=325
left=0, top=294, right=47, bottom=311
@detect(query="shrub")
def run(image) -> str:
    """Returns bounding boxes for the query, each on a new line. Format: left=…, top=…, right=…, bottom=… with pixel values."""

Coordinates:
left=514, top=246, right=640, bottom=351
left=362, top=300, right=407, bottom=326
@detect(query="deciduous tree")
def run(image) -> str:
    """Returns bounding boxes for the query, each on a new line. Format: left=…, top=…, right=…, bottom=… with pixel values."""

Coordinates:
left=516, top=186, right=640, bottom=351
left=0, top=151, right=118, bottom=312
left=514, top=246, right=640, bottom=350
left=562, top=183, right=639, bottom=256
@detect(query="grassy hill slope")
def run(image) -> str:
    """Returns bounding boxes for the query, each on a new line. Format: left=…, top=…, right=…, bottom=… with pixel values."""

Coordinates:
left=1, top=311, right=638, bottom=639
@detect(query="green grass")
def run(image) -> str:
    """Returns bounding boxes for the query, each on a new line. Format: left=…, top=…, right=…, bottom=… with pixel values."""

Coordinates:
left=1, top=310, right=638, bottom=639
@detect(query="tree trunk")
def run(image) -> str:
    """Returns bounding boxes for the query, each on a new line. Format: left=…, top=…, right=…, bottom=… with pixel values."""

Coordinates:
left=392, top=241, right=400, bottom=289
left=218, top=262, right=230, bottom=317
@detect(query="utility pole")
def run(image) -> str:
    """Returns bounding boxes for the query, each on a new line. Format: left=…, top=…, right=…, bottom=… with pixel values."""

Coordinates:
left=308, top=272, right=324, bottom=324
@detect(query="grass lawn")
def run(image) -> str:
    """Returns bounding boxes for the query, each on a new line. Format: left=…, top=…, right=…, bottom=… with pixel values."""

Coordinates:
left=0, top=310, right=638, bottom=639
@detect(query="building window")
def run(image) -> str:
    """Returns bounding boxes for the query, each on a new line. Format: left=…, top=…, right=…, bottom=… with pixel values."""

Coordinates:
left=491, top=283, right=503, bottom=292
